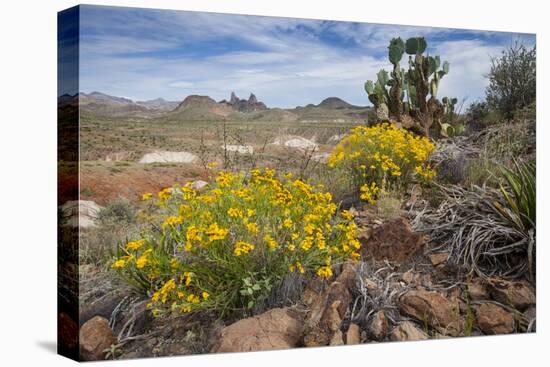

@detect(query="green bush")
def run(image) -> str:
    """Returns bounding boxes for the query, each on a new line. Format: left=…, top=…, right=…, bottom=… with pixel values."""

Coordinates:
left=486, top=41, right=536, bottom=120
left=111, top=169, right=360, bottom=317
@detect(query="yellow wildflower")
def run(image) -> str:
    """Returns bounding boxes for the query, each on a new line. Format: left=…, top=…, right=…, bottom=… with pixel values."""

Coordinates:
left=234, top=241, right=254, bottom=256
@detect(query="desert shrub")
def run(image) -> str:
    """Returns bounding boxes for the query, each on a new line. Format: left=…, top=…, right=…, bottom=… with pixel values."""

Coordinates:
left=497, top=160, right=535, bottom=231
left=485, top=121, right=535, bottom=163
left=98, top=199, right=136, bottom=225
left=465, top=101, right=489, bottom=123
left=80, top=200, right=139, bottom=264
left=413, top=162, right=535, bottom=280
left=486, top=41, right=536, bottom=120
left=327, top=123, right=436, bottom=203
left=412, top=183, right=535, bottom=279
left=111, top=168, right=360, bottom=317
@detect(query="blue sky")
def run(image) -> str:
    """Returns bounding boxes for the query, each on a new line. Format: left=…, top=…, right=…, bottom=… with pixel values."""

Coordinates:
left=74, top=5, right=536, bottom=108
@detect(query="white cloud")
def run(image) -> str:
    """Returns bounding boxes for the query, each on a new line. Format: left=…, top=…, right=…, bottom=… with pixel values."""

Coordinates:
left=78, top=6, right=535, bottom=107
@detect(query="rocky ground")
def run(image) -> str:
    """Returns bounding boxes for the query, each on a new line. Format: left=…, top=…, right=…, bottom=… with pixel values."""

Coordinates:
left=73, top=205, right=536, bottom=361
left=64, top=120, right=536, bottom=361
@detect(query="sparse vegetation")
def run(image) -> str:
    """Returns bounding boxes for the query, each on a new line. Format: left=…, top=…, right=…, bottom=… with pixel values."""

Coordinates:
left=486, top=41, right=536, bottom=120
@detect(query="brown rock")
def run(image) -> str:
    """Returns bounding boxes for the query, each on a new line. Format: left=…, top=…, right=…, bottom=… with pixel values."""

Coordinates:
left=58, top=312, right=79, bottom=350
left=346, top=324, right=361, bottom=344
left=475, top=303, right=515, bottom=334
left=467, top=278, right=490, bottom=301
left=336, top=261, right=358, bottom=290
left=80, top=292, right=125, bottom=326
left=79, top=316, right=117, bottom=361
left=303, top=280, right=352, bottom=347
left=360, top=217, right=424, bottom=263
left=329, top=330, right=344, bottom=346
left=399, top=289, right=461, bottom=336
left=390, top=321, right=428, bottom=341
left=429, top=252, right=449, bottom=267
left=368, top=310, right=388, bottom=341
left=211, top=308, right=303, bottom=353
left=487, top=277, right=536, bottom=311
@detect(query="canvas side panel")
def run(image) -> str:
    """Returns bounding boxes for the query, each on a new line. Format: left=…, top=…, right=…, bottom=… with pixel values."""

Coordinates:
left=57, top=5, right=80, bottom=361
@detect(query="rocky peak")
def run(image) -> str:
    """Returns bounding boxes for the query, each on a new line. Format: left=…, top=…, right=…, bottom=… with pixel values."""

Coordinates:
left=223, top=91, right=267, bottom=112
left=230, top=92, right=239, bottom=105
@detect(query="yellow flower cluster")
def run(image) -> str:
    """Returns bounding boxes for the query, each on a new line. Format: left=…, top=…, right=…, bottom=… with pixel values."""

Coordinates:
left=328, top=123, right=435, bottom=202
left=112, top=168, right=360, bottom=317
left=234, top=241, right=254, bottom=256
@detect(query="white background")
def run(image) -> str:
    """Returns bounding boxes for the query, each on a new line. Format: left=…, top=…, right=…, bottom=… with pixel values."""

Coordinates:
left=0, top=0, right=547, bottom=365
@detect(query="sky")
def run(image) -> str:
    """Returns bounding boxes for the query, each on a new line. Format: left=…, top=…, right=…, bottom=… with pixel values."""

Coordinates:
left=69, top=5, right=536, bottom=108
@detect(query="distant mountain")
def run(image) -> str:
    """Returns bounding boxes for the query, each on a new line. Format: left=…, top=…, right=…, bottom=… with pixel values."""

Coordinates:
left=290, top=97, right=371, bottom=122
left=317, top=97, right=359, bottom=109
left=136, top=97, right=179, bottom=111
left=220, top=92, right=268, bottom=112
left=79, top=92, right=150, bottom=117
left=168, top=95, right=235, bottom=120
left=76, top=91, right=372, bottom=122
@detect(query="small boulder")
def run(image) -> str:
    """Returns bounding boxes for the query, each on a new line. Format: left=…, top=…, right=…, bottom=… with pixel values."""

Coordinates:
left=210, top=308, right=303, bottom=353
left=429, top=252, right=449, bottom=267
left=390, top=321, right=428, bottom=342
left=191, top=180, right=209, bottom=190
left=487, top=277, right=536, bottom=311
left=79, top=292, right=125, bottom=326
left=346, top=324, right=361, bottom=345
left=368, top=310, right=388, bottom=341
left=361, top=217, right=424, bottom=263
left=399, top=289, right=461, bottom=336
left=475, top=303, right=515, bottom=334
left=79, top=316, right=118, bottom=361
left=303, top=281, right=352, bottom=347
left=467, top=278, right=490, bottom=301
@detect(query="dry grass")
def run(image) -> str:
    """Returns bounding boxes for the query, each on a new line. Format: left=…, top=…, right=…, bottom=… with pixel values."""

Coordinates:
left=410, top=183, right=534, bottom=280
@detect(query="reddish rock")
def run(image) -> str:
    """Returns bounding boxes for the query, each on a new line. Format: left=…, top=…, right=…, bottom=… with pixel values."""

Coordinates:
left=79, top=316, right=117, bottom=361
left=368, top=310, right=388, bottom=341
left=399, top=289, right=461, bottom=336
left=390, top=321, right=428, bottom=341
left=346, top=324, right=361, bottom=344
left=467, top=278, right=490, bottom=301
left=475, top=303, right=515, bottom=334
left=303, top=279, right=352, bottom=346
left=360, top=217, right=424, bottom=262
left=211, top=308, right=303, bottom=353
left=429, top=252, right=449, bottom=267
left=487, top=277, right=536, bottom=311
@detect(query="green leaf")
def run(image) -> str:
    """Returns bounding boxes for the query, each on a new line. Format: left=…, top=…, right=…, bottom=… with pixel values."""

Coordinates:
left=365, top=80, right=374, bottom=95
left=442, top=61, right=450, bottom=74
left=405, top=37, right=427, bottom=54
